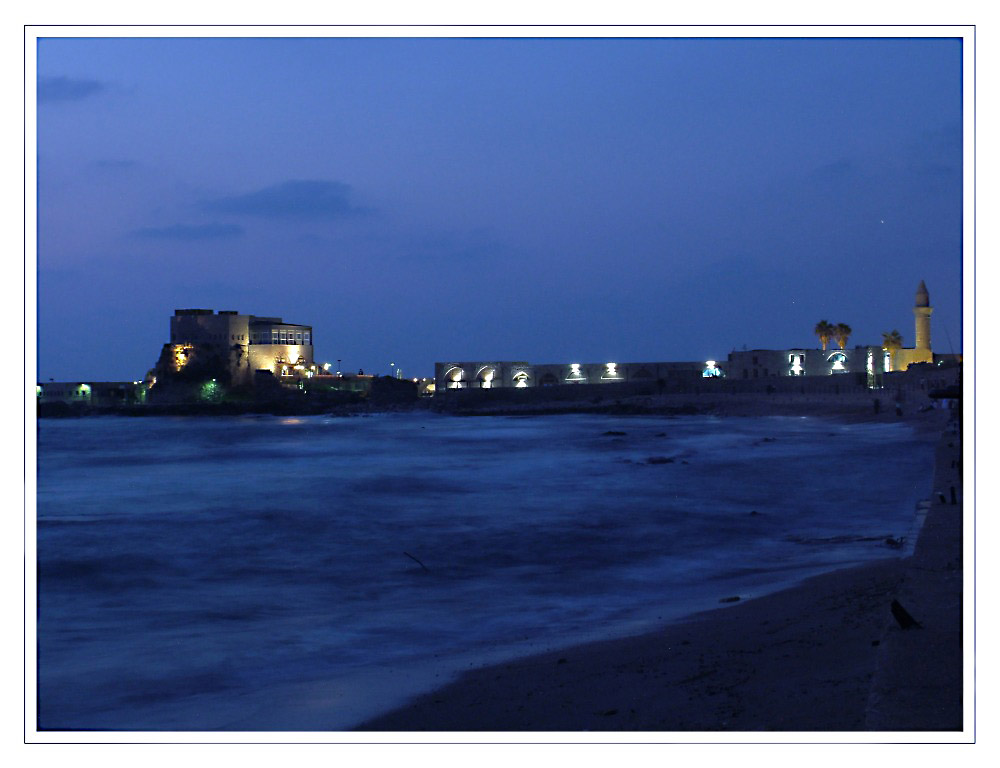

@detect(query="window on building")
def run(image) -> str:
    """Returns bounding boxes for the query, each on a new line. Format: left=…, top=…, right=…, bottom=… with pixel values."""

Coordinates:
left=829, top=352, right=848, bottom=373
left=279, top=330, right=287, bottom=343
left=272, top=331, right=279, bottom=344
left=304, top=332, right=311, bottom=345
left=295, top=332, right=302, bottom=344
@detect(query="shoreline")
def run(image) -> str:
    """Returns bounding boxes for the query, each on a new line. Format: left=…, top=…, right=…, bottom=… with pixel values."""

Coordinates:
left=356, top=411, right=962, bottom=733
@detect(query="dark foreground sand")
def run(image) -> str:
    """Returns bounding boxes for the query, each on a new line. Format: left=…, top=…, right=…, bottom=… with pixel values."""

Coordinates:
left=358, top=410, right=963, bottom=733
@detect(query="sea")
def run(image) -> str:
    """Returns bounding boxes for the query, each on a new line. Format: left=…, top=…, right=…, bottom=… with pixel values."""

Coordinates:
left=35, top=411, right=937, bottom=731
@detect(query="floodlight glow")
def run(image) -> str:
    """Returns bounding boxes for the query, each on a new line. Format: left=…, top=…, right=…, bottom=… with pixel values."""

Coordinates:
left=172, top=344, right=193, bottom=371
left=606, top=363, right=617, bottom=376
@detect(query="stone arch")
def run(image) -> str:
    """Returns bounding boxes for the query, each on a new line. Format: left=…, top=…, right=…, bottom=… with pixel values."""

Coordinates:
left=475, top=365, right=498, bottom=389
left=444, top=365, right=467, bottom=388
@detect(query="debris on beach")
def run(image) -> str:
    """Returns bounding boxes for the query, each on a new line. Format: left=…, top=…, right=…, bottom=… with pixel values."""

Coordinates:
left=602, top=430, right=627, bottom=436
left=719, top=596, right=741, bottom=603
left=890, top=599, right=922, bottom=630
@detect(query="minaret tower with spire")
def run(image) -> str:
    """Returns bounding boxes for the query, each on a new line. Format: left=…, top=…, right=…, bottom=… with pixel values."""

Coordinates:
left=913, top=280, right=933, bottom=361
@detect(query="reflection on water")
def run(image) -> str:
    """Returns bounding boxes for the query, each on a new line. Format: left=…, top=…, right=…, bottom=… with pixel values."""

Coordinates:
left=36, top=412, right=935, bottom=730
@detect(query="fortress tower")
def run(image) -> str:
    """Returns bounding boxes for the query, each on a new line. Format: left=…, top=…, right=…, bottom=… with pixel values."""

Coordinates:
left=913, top=280, right=933, bottom=355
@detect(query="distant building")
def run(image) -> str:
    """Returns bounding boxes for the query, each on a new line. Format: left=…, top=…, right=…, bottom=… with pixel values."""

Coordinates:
left=725, top=281, right=943, bottom=382
left=435, top=282, right=950, bottom=394
left=724, top=346, right=888, bottom=384
left=434, top=360, right=703, bottom=392
left=36, top=381, right=145, bottom=407
left=164, top=308, right=317, bottom=386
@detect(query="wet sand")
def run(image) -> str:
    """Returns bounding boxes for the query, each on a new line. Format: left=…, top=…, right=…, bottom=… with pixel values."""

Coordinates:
left=358, top=408, right=963, bottom=733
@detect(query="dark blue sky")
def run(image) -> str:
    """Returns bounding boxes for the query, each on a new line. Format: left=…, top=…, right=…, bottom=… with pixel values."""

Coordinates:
left=35, top=36, right=964, bottom=380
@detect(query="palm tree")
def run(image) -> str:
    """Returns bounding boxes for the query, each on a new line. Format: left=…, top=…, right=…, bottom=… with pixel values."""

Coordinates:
left=834, top=323, right=852, bottom=350
left=882, top=329, right=904, bottom=371
left=814, top=320, right=835, bottom=351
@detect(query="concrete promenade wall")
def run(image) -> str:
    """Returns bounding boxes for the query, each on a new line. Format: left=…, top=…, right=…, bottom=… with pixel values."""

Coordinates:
left=433, top=365, right=960, bottom=413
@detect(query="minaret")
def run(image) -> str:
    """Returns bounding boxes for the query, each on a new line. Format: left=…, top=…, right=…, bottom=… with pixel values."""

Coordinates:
left=913, top=280, right=932, bottom=358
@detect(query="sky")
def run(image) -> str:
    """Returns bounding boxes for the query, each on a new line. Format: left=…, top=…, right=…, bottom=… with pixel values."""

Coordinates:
left=34, top=35, right=964, bottom=380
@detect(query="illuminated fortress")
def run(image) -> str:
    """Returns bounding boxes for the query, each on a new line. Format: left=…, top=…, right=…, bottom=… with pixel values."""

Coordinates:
left=166, top=308, right=318, bottom=385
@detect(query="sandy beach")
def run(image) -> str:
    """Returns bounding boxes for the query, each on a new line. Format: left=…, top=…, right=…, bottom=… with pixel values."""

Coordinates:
left=358, top=407, right=963, bottom=733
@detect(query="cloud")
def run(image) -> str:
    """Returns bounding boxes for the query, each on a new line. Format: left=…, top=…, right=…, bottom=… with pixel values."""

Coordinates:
left=200, top=180, right=367, bottom=220
left=38, top=76, right=106, bottom=103
left=130, top=223, right=244, bottom=241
